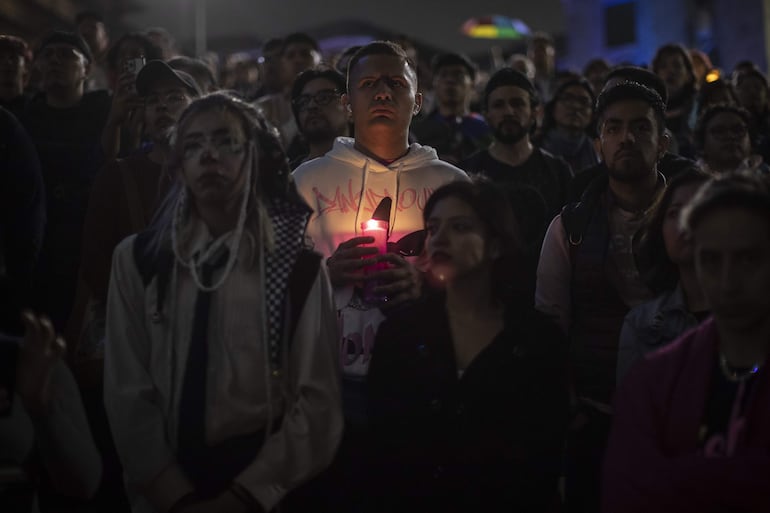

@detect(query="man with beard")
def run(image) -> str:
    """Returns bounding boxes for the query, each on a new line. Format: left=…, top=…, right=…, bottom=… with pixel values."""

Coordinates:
left=460, top=68, right=572, bottom=298
left=289, top=67, right=350, bottom=169
left=64, top=61, right=200, bottom=512
left=536, top=81, right=669, bottom=513
left=410, top=53, right=491, bottom=165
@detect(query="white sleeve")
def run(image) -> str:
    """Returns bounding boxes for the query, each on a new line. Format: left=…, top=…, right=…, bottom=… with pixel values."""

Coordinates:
left=535, top=215, right=572, bottom=334
left=235, top=264, right=344, bottom=511
left=103, top=238, right=194, bottom=512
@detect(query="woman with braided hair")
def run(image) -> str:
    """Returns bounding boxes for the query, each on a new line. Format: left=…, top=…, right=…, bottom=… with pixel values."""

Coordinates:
left=104, top=92, right=343, bottom=513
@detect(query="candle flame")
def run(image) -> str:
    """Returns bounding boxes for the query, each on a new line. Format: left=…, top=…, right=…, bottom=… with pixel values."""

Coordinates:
left=365, top=219, right=385, bottom=230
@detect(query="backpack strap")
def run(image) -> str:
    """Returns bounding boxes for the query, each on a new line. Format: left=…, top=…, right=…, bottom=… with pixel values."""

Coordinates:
left=560, top=172, right=608, bottom=267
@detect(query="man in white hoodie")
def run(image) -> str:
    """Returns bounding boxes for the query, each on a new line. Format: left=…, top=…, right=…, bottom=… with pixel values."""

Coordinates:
left=293, top=41, right=467, bottom=426
left=291, top=39, right=467, bottom=512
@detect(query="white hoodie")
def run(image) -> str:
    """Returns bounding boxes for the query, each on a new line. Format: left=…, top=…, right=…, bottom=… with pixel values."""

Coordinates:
left=293, top=137, right=468, bottom=379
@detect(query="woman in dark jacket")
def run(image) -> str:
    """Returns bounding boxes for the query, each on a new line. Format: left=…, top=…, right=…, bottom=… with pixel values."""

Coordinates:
left=366, top=178, right=569, bottom=513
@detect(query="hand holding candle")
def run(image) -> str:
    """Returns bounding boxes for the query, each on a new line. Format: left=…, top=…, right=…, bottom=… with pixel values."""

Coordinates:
left=361, top=219, right=389, bottom=303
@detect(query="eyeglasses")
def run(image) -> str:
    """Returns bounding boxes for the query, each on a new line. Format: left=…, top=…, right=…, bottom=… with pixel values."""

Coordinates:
left=292, top=89, right=341, bottom=111
left=707, top=124, right=748, bottom=138
left=181, top=133, right=247, bottom=161
left=557, top=92, right=592, bottom=108
left=38, top=46, right=85, bottom=62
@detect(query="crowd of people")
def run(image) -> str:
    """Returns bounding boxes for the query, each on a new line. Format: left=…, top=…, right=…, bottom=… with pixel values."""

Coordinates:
left=1, top=10, right=770, bottom=513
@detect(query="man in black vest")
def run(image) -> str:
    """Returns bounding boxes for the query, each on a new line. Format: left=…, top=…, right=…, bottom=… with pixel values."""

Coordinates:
left=535, top=81, right=669, bottom=513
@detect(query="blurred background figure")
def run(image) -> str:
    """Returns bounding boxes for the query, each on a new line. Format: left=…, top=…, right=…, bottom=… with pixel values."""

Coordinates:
left=411, top=52, right=491, bottom=165
left=583, top=57, right=611, bottom=97
left=527, top=31, right=557, bottom=102
left=732, top=67, right=770, bottom=162
left=0, top=35, right=32, bottom=118
left=694, top=104, right=769, bottom=175
left=535, top=77, right=597, bottom=173
left=75, top=10, right=110, bottom=91
left=652, top=43, right=699, bottom=158
left=144, top=26, right=177, bottom=60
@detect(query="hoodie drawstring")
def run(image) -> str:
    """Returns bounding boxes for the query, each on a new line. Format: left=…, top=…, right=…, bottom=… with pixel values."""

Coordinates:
left=353, top=159, right=370, bottom=236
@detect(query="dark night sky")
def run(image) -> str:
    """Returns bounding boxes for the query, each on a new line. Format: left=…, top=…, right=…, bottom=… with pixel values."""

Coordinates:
left=126, top=0, right=565, bottom=54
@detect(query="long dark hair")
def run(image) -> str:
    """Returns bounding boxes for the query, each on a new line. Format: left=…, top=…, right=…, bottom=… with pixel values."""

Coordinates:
left=423, top=177, right=525, bottom=302
left=634, top=167, right=711, bottom=294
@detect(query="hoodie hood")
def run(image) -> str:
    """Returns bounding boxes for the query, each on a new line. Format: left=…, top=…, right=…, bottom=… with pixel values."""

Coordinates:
left=325, top=137, right=441, bottom=173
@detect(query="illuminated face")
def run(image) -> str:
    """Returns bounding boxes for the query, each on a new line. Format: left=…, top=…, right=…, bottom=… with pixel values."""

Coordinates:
left=425, top=196, right=494, bottom=284
left=344, top=54, right=422, bottom=136
left=694, top=207, right=770, bottom=330
left=179, top=109, right=250, bottom=207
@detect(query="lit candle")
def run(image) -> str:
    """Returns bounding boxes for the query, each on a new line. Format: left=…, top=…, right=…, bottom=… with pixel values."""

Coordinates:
left=361, top=219, right=389, bottom=303
left=361, top=219, right=388, bottom=256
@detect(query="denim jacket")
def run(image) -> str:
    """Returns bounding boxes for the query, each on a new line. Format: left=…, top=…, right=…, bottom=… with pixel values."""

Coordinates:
left=616, top=284, right=700, bottom=384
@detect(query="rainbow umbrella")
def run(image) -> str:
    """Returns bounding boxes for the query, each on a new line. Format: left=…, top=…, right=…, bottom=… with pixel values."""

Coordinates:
left=461, top=15, right=531, bottom=40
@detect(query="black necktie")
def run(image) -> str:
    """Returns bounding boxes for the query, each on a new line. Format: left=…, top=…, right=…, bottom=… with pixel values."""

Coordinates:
left=177, top=246, right=229, bottom=467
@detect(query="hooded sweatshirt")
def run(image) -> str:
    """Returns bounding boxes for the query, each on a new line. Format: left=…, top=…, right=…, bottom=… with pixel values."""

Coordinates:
left=293, top=137, right=468, bottom=382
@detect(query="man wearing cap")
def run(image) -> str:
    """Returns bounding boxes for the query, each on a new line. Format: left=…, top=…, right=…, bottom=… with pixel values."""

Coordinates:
left=18, top=31, right=111, bottom=332
left=63, top=60, right=201, bottom=512
left=567, top=66, right=694, bottom=202
left=72, top=60, right=201, bottom=363
left=536, top=82, right=668, bottom=513
left=460, top=67, right=572, bottom=299
left=410, top=52, right=491, bottom=165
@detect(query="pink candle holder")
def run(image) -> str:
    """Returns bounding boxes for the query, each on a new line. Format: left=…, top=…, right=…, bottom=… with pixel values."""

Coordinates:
left=361, top=219, right=389, bottom=303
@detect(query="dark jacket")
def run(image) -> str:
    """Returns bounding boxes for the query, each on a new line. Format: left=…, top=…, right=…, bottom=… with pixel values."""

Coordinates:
left=366, top=293, right=569, bottom=512
left=0, top=107, right=45, bottom=335
left=563, top=174, right=632, bottom=404
left=603, top=317, right=770, bottom=513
